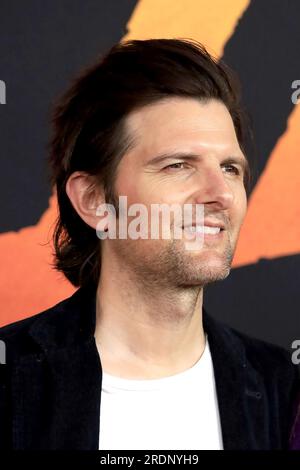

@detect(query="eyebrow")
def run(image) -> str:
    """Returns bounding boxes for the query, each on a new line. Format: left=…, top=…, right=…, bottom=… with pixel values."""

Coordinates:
left=146, top=152, right=250, bottom=177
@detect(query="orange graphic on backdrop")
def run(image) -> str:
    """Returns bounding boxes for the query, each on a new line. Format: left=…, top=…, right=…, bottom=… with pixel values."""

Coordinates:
left=1, top=0, right=299, bottom=325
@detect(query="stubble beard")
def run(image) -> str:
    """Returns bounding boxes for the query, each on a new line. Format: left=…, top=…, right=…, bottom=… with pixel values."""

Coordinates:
left=111, top=233, right=234, bottom=294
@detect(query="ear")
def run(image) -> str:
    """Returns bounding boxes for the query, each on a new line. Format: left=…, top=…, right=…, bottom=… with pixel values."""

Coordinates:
left=65, top=171, right=106, bottom=230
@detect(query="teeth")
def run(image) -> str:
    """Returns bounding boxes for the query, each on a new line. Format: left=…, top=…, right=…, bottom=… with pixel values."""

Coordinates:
left=185, top=225, right=221, bottom=234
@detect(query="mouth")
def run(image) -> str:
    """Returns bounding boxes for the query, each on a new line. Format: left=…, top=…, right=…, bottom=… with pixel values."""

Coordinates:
left=182, top=218, right=225, bottom=232
left=183, top=225, right=224, bottom=235
left=181, top=223, right=225, bottom=245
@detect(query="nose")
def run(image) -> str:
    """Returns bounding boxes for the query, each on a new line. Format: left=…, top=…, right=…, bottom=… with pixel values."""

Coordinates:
left=193, top=165, right=234, bottom=211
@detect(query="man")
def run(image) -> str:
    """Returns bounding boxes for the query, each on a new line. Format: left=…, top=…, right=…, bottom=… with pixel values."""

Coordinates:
left=0, top=38, right=299, bottom=450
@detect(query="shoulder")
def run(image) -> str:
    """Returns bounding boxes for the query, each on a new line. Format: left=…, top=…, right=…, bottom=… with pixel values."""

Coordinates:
left=0, top=290, right=80, bottom=359
left=204, top=311, right=299, bottom=383
left=232, top=322, right=298, bottom=383
left=233, top=326, right=295, bottom=372
left=224, top=321, right=300, bottom=415
left=0, top=285, right=97, bottom=363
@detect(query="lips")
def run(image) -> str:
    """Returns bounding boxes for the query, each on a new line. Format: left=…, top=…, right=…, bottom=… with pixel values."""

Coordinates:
left=185, top=225, right=221, bottom=234
left=182, top=219, right=225, bottom=231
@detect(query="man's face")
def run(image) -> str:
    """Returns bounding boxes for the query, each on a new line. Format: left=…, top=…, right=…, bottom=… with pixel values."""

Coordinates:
left=106, top=97, right=248, bottom=288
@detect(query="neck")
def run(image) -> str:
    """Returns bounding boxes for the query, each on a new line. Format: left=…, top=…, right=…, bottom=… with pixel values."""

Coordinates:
left=94, top=253, right=206, bottom=380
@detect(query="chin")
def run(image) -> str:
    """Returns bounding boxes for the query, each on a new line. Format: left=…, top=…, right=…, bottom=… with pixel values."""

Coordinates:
left=199, top=262, right=231, bottom=281
left=176, top=262, right=231, bottom=288
left=205, top=266, right=231, bottom=283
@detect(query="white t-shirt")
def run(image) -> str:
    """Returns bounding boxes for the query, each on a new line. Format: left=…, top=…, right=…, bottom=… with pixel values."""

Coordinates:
left=99, top=338, right=223, bottom=450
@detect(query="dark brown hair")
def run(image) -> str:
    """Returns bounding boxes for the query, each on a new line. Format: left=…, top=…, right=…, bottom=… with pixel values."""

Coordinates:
left=48, top=38, right=253, bottom=289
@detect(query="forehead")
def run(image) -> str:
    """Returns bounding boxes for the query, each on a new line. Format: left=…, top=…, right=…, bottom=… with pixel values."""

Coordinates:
left=125, top=97, right=243, bottom=160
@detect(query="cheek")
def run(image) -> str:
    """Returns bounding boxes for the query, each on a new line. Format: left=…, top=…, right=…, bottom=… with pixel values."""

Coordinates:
left=115, top=171, right=173, bottom=207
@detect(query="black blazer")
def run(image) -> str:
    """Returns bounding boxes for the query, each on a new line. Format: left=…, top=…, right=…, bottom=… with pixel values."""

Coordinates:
left=0, top=284, right=299, bottom=450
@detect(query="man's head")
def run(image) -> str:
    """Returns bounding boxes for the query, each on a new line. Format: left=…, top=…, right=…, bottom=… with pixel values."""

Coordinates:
left=48, top=38, right=252, bottom=289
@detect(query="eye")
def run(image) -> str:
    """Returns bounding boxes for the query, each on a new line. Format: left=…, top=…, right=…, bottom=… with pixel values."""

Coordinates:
left=163, top=162, right=188, bottom=170
left=222, top=164, right=240, bottom=175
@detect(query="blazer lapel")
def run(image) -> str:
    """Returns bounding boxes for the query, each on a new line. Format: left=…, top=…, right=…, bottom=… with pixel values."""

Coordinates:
left=203, top=310, right=267, bottom=450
